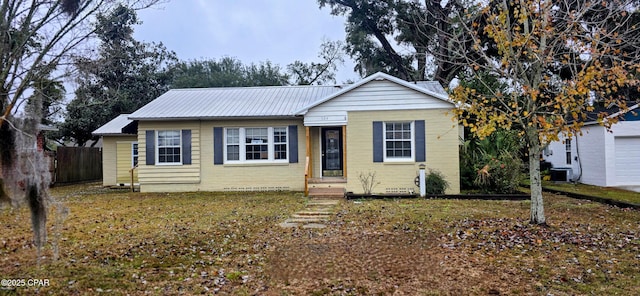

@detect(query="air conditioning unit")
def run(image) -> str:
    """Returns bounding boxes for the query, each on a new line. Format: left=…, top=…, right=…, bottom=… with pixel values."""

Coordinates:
left=550, top=168, right=572, bottom=182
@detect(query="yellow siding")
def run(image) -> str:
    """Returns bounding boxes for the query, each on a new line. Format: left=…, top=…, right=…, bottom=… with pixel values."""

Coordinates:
left=138, top=119, right=305, bottom=192
left=135, top=112, right=459, bottom=193
left=138, top=121, right=201, bottom=190
left=305, top=79, right=452, bottom=126
left=310, top=128, right=322, bottom=177
left=346, top=109, right=460, bottom=194
left=200, top=119, right=305, bottom=192
left=101, top=135, right=137, bottom=186
left=116, top=141, right=138, bottom=184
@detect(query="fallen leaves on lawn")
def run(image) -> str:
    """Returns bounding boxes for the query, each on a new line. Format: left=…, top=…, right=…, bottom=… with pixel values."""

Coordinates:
left=1, top=185, right=639, bottom=295
left=440, top=218, right=640, bottom=254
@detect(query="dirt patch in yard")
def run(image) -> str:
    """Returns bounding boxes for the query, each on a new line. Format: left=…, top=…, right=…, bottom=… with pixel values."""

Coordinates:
left=266, top=229, right=496, bottom=295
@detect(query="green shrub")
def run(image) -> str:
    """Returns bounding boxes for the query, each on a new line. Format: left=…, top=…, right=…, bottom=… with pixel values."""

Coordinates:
left=460, top=129, right=525, bottom=194
left=425, top=169, right=449, bottom=195
left=474, top=151, right=523, bottom=194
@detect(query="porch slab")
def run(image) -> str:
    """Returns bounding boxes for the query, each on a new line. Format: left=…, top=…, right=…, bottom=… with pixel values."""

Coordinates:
left=308, top=187, right=345, bottom=198
left=288, top=215, right=329, bottom=221
left=308, top=177, right=347, bottom=184
left=307, top=199, right=341, bottom=206
left=291, top=215, right=331, bottom=220
left=295, top=211, right=332, bottom=216
left=278, top=221, right=299, bottom=228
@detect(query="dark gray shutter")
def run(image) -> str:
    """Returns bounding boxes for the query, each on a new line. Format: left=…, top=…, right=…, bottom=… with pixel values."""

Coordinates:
left=182, top=130, right=192, bottom=165
left=213, top=127, right=223, bottom=165
left=288, top=125, right=298, bottom=163
left=145, top=130, right=155, bottom=165
left=415, top=120, right=425, bottom=162
left=373, top=121, right=383, bottom=162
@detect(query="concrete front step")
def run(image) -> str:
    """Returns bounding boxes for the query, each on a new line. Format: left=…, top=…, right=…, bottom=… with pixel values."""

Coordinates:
left=278, top=221, right=328, bottom=229
left=308, top=187, right=345, bottom=198
left=291, top=214, right=331, bottom=220
left=308, top=177, right=347, bottom=184
left=285, top=217, right=328, bottom=223
left=308, top=198, right=341, bottom=204
left=307, top=201, right=340, bottom=207
left=306, top=202, right=335, bottom=207
left=295, top=211, right=332, bottom=216
left=289, top=213, right=330, bottom=219
left=278, top=194, right=342, bottom=228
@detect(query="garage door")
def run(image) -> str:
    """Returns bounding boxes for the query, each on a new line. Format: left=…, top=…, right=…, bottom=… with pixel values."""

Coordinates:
left=615, top=136, right=640, bottom=185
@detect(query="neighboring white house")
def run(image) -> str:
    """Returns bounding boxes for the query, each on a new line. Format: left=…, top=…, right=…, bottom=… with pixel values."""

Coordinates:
left=543, top=103, right=640, bottom=192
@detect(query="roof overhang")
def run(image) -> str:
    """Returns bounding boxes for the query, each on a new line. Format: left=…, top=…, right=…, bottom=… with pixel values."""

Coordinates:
left=583, top=103, right=640, bottom=126
left=92, top=114, right=137, bottom=136
left=129, top=115, right=303, bottom=121
left=121, top=120, right=138, bottom=134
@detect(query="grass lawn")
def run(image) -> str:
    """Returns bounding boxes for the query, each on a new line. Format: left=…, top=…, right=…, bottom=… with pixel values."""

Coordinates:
left=540, top=181, right=640, bottom=205
left=1, top=183, right=639, bottom=295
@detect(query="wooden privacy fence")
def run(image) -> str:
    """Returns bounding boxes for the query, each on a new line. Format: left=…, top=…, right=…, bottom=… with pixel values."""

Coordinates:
left=55, top=147, right=102, bottom=184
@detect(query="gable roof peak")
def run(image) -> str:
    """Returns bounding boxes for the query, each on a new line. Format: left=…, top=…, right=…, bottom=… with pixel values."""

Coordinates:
left=294, top=71, right=451, bottom=115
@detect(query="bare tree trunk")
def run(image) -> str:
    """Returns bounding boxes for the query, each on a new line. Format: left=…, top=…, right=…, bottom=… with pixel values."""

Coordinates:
left=527, top=128, right=546, bottom=225
left=416, top=48, right=427, bottom=81
left=0, top=121, right=13, bottom=204
left=27, top=183, right=47, bottom=260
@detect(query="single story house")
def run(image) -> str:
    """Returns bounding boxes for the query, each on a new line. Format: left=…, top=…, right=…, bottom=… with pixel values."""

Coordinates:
left=543, top=103, right=640, bottom=192
left=93, top=72, right=461, bottom=195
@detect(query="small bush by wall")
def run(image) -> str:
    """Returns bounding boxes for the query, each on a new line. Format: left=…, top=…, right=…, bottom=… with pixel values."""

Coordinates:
left=426, top=169, right=449, bottom=195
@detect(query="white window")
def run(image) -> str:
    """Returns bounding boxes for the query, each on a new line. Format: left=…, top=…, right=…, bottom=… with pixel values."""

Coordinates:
left=245, top=128, right=269, bottom=160
left=384, top=122, right=414, bottom=161
left=224, top=127, right=287, bottom=163
left=157, top=130, right=181, bottom=164
left=273, top=127, right=287, bottom=160
left=565, top=139, right=572, bottom=165
left=226, top=128, right=240, bottom=161
left=132, top=142, right=138, bottom=167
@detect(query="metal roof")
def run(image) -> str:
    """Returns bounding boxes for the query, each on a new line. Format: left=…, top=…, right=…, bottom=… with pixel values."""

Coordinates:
left=38, top=124, right=58, bottom=131
left=583, top=102, right=640, bottom=125
left=92, top=114, right=133, bottom=135
left=128, top=72, right=450, bottom=121
left=129, top=85, right=344, bottom=120
left=414, top=81, right=447, bottom=96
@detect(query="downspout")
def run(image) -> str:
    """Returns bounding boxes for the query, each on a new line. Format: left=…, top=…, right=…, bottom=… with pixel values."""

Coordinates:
left=574, top=136, right=582, bottom=183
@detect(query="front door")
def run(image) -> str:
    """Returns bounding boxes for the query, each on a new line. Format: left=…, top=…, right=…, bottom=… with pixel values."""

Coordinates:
left=322, top=127, right=343, bottom=177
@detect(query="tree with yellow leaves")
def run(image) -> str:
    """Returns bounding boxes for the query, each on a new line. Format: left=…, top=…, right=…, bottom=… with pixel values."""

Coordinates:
left=424, top=0, right=640, bottom=224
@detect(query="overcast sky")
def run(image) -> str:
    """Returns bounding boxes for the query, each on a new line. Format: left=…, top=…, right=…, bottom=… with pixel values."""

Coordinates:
left=133, top=0, right=360, bottom=83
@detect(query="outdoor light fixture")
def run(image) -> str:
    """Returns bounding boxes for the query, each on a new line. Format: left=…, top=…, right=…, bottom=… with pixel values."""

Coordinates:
left=418, top=163, right=426, bottom=197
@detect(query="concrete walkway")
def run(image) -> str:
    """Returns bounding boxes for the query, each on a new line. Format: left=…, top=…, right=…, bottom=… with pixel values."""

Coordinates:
left=278, top=198, right=341, bottom=229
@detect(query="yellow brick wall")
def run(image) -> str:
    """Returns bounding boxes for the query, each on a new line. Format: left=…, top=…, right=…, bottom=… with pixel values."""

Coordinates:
left=135, top=111, right=459, bottom=194
left=138, top=119, right=305, bottom=192
left=310, top=128, right=321, bottom=178
left=199, top=119, right=306, bottom=192
left=138, top=121, right=201, bottom=191
left=346, top=109, right=460, bottom=194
